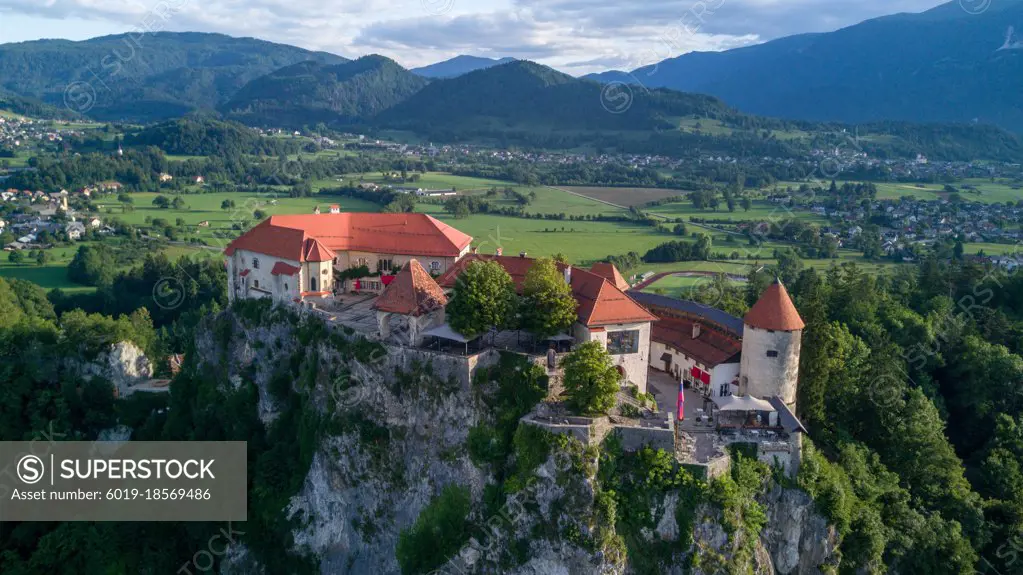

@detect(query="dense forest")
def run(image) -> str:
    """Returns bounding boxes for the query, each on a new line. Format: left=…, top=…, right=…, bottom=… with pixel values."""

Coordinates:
left=1, top=247, right=1023, bottom=571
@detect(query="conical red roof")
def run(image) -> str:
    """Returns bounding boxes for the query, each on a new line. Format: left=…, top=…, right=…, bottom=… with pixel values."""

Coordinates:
left=743, top=279, right=804, bottom=331
left=373, top=259, right=448, bottom=316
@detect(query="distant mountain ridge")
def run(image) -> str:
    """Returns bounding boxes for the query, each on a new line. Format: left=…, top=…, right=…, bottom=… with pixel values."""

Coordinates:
left=0, top=32, right=346, bottom=121
left=585, top=0, right=1023, bottom=132
left=411, top=55, right=517, bottom=78
left=221, top=55, right=429, bottom=126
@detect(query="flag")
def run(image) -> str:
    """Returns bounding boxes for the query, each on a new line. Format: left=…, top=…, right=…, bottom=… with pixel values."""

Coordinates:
left=677, top=379, right=685, bottom=421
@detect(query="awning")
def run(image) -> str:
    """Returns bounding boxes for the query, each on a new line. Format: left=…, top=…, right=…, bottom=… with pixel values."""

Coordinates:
left=713, top=395, right=776, bottom=412
left=660, top=353, right=672, bottom=362
left=546, top=333, right=575, bottom=342
left=422, top=324, right=474, bottom=344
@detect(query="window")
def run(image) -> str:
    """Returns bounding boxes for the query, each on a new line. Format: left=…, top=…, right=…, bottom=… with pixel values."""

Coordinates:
left=379, top=259, right=393, bottom=272
left=322, top=269, right=328, bottom=276
left=253, top=280, right=259, bottom=289
left=431, top=261, right=441, bottom=271
left=357, top=257, right=369, bottom=267
left=252, top=257, right=260, bottom=269
left=719, top=384, right=730, bottom=397
left=607, top=330, right=640, bottom=355
left=766, top=350, right=779, bottom=358
left=310, top=277, right=318, bottom=292
left=284, top=283, right=289, bottom=291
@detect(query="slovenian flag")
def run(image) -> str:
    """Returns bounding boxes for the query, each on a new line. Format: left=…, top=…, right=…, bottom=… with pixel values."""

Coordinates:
left=677, top=380, right=684, bottom=421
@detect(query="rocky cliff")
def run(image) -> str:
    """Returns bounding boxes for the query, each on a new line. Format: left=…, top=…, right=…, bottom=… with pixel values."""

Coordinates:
left=192, top=303, right=838, bottom=574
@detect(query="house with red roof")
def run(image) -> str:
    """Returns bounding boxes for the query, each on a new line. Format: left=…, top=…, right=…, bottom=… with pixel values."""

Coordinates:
left=437, top=255, right=657, bottom=392
left=224, top=212, right=473, bottom=303
left=629, top=291, right=743, bottom=400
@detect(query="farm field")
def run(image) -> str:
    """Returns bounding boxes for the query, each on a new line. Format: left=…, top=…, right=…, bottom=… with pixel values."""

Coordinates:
left=646, top=199, right=828, bottom=224
left=0, top=241, right=213, bottom=293
left=768, top=179, right=1023, bottom=204
left=556, top=186, right=682, bottom=207
left=100, top=191, right=380, bottom=242
left=414, top=185, right=628, bottom=217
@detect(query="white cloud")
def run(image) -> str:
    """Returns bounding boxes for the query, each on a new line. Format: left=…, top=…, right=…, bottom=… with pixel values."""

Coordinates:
left=0, top=0, right=948, bottom=73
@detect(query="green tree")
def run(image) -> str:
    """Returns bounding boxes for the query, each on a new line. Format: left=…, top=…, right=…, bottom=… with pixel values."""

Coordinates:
left=561, top=341, right=620, bottom=415
left=396, top=485, right=471, bottom=574
left=520, top=258, right=577, bottom=339
left=151, top=195, right=170, bottom=208
left=221, top=199, right=236, bottom=211
left=171, top=196, right=187, bottom=209
left=7, top=250, right=24, bottom=265
left=741, top=196, right=752, bottom=212
left=34, top=250, right=49, bottom=266
left=446, top=260, right=517, bottom=338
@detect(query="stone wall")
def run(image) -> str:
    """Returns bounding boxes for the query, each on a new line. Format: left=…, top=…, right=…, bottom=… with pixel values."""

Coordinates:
left=520, top=415, right=613, bottom=446
left=614, top=419, right=675, bottom=453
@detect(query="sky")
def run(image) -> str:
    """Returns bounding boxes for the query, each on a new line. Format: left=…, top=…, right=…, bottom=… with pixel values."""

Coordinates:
left=0, top=0, right=950, bottom=74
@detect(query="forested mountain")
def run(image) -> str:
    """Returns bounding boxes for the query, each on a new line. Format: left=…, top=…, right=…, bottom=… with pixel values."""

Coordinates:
left=221, top=55, right=429, bottom=127
left=123, top=118, right=302, bottom=157
left=587, top=0, right=1023, bottom=132
left=411, top=55, right=517, bottom=78
left=0, top=32, right=346, bottom=121
left=378, top=60, right=733, bottom=132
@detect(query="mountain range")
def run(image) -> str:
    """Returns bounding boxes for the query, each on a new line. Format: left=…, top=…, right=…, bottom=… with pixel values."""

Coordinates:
left=0, top=32, right=345, bottom=121
left=411, top=55, right=517, bottom=78
left=587, top=0, right=1023, bottom=131
left=221, top=55, right=429, bottom=127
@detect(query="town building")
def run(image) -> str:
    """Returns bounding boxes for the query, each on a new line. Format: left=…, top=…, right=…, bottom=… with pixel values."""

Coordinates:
left=437, top=256, right=657, bottom=391
left=224, top=212, right=473, bottom=303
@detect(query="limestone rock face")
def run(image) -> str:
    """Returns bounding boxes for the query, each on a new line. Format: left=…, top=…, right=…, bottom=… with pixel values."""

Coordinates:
left=760, top=485, right=839, bottom=574
left=201, top=307, right=840, bottom=575
left=75, top=341, right=153, bottom=393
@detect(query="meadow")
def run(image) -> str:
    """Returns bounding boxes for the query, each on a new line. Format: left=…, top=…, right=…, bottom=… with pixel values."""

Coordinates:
left=769, top=179, right=1023, bottom=204
left=556, top=186, right=682, bottom=207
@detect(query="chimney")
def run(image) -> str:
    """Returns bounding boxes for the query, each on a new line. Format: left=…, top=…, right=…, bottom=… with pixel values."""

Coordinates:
left=563, top=265, right=572, bottom=285
left=692, top=323, right=701, bottom=339
left=519, top=251, right=527, bottom=258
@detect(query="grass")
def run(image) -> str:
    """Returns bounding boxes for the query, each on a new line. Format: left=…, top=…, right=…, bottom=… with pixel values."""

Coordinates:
left=555, top=186, right=682, bottom=208
left=0, top=241, right=218, bottom=293
left=645, top=199, right=828, bottom=224
left=641, top=271, right=746, bottom=298
left=98, top=191, right=380, bottom=244
left=769, top=179, right=1023, bottom=205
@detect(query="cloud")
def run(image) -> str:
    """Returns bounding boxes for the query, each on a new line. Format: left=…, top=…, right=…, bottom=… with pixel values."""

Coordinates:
left=0, top=0, right=949, bottom=73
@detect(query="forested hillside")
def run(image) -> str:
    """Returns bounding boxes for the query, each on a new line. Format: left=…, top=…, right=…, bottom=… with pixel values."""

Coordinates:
left=0, top=32, right=345, bottom=121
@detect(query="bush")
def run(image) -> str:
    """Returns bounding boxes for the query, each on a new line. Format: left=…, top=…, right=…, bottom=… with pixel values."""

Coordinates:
left=396, top=485, right=472, bottom=574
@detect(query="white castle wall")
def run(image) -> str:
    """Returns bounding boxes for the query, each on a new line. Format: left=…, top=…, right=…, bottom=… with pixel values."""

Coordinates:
left=739, top=324, right=801, bottom=409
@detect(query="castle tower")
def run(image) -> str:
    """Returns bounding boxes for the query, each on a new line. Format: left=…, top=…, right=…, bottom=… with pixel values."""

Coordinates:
left=738, top=279, right=804, bottom=410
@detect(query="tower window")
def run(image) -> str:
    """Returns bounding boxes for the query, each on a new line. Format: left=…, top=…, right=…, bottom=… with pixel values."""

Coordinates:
left=766, top=350, right=779, bottom=358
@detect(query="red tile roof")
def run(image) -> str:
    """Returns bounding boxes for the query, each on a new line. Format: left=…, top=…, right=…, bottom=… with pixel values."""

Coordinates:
left=652, top=317, right=741, bottom=367
left=373, top=259, right=448, bottom=316
left=437, top=255, right=656, bottom=328
left=590, top=262, right=629, bottom=291
left=303, top=238, right=335, bottom=262
left=225, top=213, right=472, bottom=262
left=744, top=279, right=805, bottom=331
left=271, top=262, right=301, bottom=276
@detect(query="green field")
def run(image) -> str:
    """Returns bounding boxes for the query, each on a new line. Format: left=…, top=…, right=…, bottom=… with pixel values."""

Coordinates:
left=100, top=191, right=380, bottom=243
left=0, top=241, right=218, bottom=293
left=645, top=199, right=828, bottom=224
left=769, top=179, right=1023, bottom=205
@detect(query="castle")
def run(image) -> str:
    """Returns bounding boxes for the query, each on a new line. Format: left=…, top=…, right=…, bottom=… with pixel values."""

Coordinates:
left=226, top=211, right=807, bottom=474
